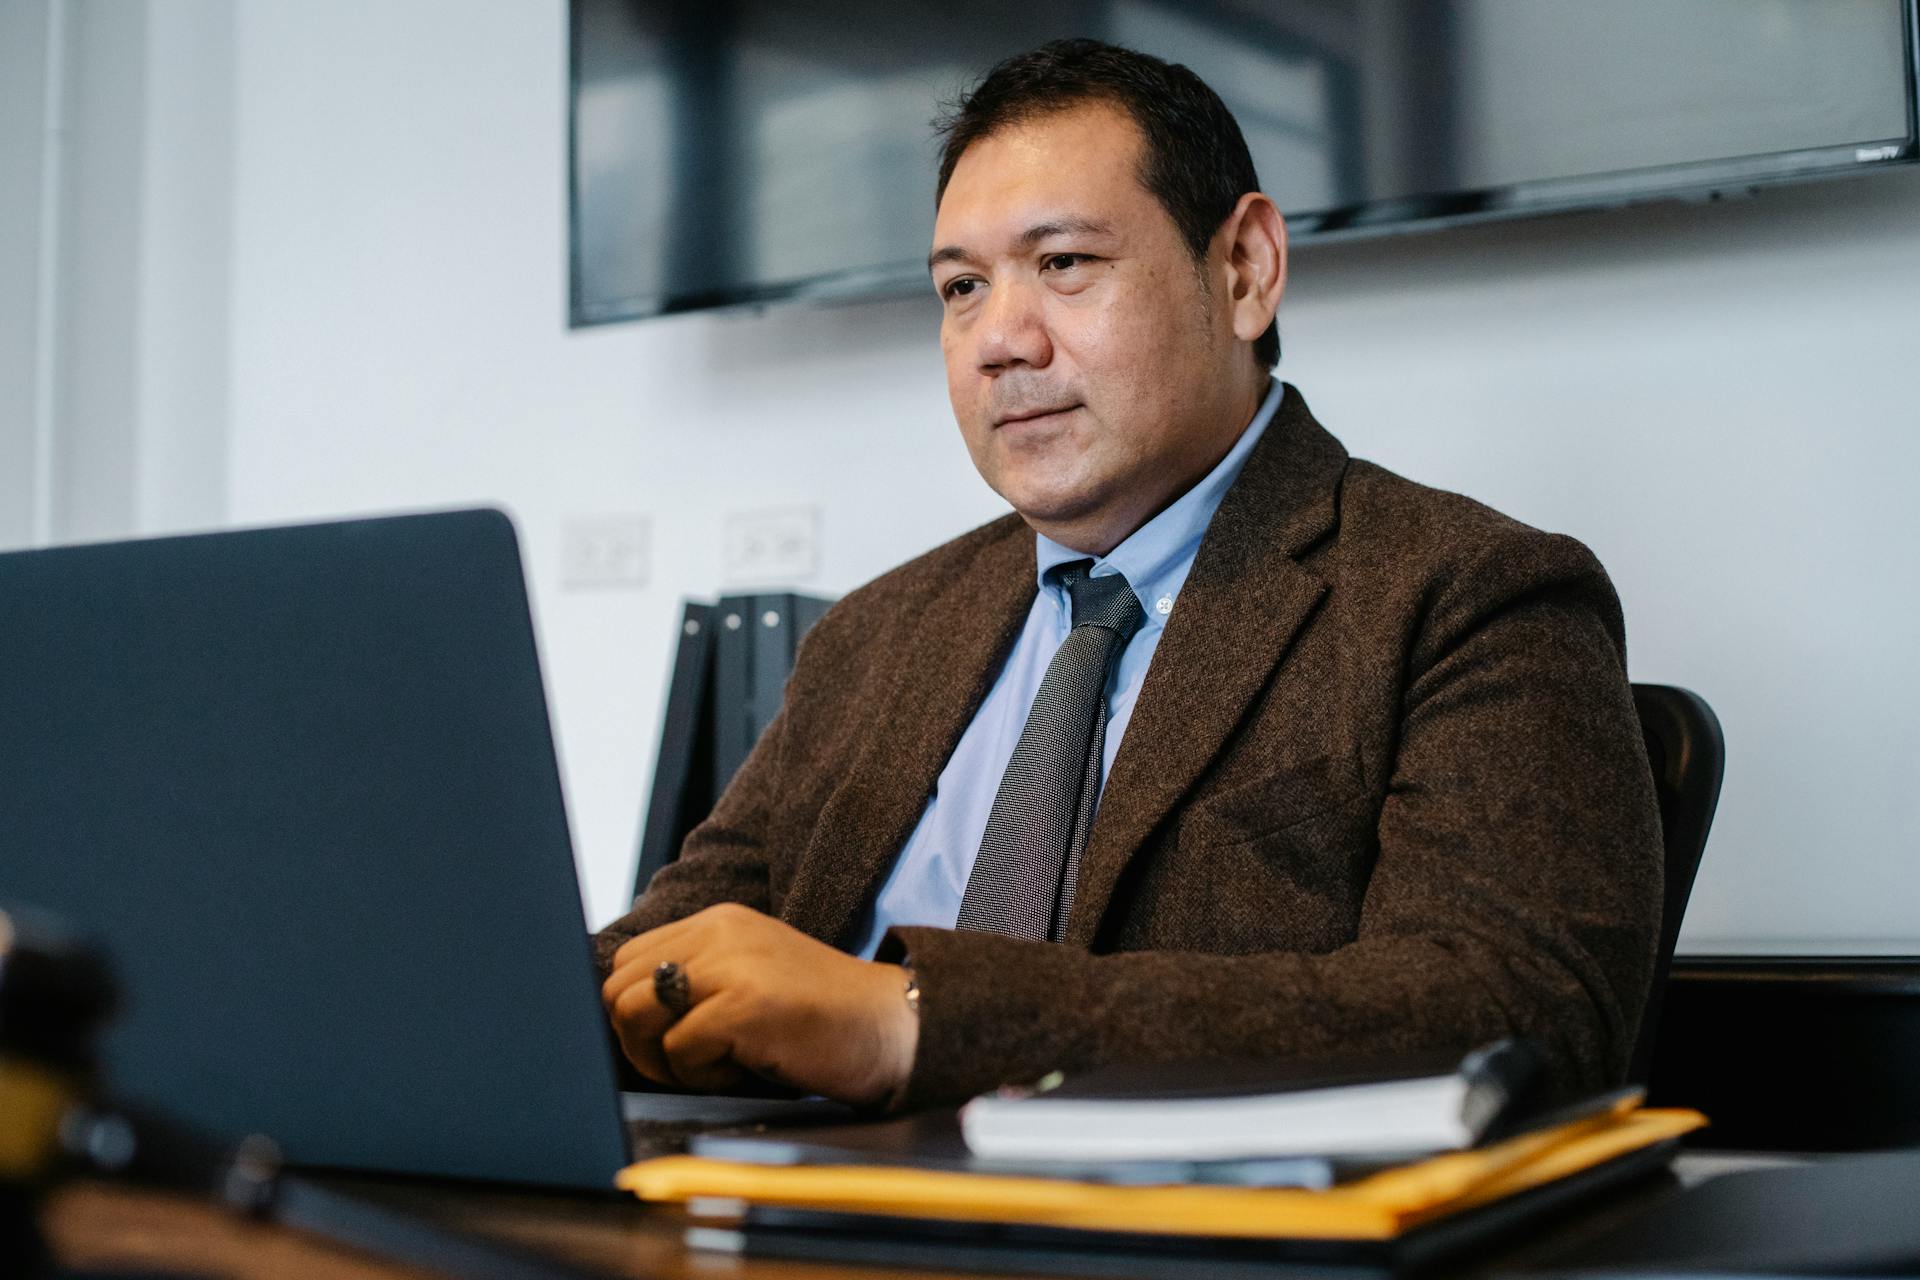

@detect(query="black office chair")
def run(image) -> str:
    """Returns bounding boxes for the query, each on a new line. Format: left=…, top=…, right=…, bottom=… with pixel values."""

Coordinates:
left=1624, top=683, right=1726, bottom=1085
left=1635, top=689, right=1920, bottom=1150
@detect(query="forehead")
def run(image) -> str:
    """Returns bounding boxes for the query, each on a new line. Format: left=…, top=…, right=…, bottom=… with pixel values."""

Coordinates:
left=932, top=101, right=1161, bottom=249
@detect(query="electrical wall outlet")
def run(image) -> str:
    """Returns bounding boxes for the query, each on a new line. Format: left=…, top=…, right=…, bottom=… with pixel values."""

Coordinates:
left=561, top=515, right=651, bottom=590
left=724, top=505, right=819, bottom=585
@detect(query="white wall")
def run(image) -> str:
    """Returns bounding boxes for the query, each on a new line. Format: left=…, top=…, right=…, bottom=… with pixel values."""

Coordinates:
left=221, top=0, right=997, bottom=931
left=0, top=0, right=53, bottom=549
left=1285, top=178, right=1920, bottom=953
left=17, top=0, right=1919, bottom=950
left=2, top=0, right=234, bottom=549
left=0, top=0, right=47, bottom=552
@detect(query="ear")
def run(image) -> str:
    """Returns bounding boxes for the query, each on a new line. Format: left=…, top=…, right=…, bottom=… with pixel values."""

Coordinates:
left=1219, top=192, right=1287, bottom=346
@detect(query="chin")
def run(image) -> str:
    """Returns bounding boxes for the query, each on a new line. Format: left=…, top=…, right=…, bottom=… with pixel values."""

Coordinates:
left=980, top=439, right=1116, bottom=526
left=1000, top=477, right=1106, bottom=529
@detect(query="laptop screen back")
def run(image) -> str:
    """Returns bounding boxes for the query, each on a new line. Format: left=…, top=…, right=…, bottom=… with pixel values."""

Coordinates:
left=0, top=510, right=629, bottom=1188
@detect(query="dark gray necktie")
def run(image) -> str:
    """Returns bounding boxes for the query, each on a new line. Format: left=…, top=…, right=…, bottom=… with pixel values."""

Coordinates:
left=956, top=561, right=1146, bottom=942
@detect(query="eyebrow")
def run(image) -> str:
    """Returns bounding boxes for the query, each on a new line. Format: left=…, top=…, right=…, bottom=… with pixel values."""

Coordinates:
left=926, top=217, right=1116, bottom=275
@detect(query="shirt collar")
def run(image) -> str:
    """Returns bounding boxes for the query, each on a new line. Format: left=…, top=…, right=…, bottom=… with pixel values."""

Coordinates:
left=1035, top=377, right=1284, bottom=628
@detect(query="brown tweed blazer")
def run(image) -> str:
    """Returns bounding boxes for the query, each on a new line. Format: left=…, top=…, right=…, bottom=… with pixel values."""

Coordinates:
left=595, top=385, right=1663, bottom=1108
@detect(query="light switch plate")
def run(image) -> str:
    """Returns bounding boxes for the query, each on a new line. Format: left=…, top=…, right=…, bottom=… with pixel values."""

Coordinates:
left=561, top=515, right=651, bottom=590
left=723, top=505, right=819, bottom=584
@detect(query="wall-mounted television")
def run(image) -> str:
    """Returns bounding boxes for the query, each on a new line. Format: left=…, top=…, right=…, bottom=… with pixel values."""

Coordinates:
left=569, top=0, right=1920, bottom=327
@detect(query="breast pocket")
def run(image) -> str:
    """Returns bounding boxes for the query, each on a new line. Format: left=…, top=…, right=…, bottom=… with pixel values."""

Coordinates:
left=1180, top=756, right=1367, bottom=849
left=1158, top=760, right=1378, bottom=953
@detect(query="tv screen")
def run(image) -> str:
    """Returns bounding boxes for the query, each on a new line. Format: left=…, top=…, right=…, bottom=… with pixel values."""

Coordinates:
left=570, top=0, right=1919, bottom=326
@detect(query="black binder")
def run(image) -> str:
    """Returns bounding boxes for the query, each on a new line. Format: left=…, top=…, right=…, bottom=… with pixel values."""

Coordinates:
left=749, top=593, right=833, bottom=744
left=633, top=592, right=833, bottom=900
left=633, top=601, right=716, bottom=898
left=710, top=597, right=756, bottom=793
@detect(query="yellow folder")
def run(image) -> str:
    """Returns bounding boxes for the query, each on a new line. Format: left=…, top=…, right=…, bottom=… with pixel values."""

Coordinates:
left=619, top=1101, right=1705, bottom=1241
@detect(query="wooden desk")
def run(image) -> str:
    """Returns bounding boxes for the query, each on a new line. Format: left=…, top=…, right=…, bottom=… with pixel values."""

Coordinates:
left=42, top=1175, right=1027, bottom=1280
left=41, top=1153, right=1803, bottom=1280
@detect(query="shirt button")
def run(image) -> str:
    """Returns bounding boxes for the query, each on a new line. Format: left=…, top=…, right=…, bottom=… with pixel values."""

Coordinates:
left=1156, top=595, right=1173, bottom=616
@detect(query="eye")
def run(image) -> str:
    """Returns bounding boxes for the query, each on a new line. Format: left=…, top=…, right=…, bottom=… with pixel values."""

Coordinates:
left=1042, top=253, right=1091, bottom=272
left=940, top=276, right=983, bottom=301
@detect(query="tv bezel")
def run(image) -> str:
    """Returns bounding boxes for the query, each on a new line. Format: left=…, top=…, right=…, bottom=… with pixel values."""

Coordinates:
left=567, top=2, right=1920, bottom=328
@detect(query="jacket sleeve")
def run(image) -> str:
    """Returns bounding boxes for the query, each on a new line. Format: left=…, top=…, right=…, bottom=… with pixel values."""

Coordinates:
left=881, top=531, right=1664, bottom=1108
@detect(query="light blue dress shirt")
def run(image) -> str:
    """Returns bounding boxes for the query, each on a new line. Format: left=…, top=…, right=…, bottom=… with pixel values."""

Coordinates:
left=854, top=380, right=1284, bottom=958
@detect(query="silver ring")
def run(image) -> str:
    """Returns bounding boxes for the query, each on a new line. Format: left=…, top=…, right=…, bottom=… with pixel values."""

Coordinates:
left=652, top=960, right=692, bottom=1018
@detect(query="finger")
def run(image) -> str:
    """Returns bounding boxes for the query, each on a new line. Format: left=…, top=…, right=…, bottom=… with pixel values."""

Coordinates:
left=604, top=927, right=698, bottom=1008
left=610, top=902, right=748, bottom=972
left=610, top=916, right=696, bottom=974
left=601, top=950, right=661, bottom=1011
left=602, top=925, right=718, bottom=1013
left=603, top=935, right=723, bottom=1020
left=608, top=977, right=679, bottom=1085
left=607, top=958, right=722, bottom=1086
left=660, top=993, right=756, bottom=1094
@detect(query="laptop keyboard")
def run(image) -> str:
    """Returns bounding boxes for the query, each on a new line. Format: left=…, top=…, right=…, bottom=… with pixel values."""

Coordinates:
left=620, top=1092, right=857, bottom=1160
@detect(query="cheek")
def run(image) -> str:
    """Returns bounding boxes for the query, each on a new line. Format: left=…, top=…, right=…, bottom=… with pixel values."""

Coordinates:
left=1056, top=286, right=1172, bottom=415
left=941, top=327, right=978, bottom=413
left=939, top=318, right=962, bottom=383
left=941, top=340, right=994, bottom=467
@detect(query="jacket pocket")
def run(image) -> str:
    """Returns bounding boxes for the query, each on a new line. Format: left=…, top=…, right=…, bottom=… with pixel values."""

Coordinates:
left=1137, top=776, right=1377, bottom=955
left=1178, top=756, right=1367, bottom=851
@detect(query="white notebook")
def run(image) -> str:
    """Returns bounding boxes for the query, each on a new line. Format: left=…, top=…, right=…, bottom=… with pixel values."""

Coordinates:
left=959, top=1040, right=1536, bottom=1164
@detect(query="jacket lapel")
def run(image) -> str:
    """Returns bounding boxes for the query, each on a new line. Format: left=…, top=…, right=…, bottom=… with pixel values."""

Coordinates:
left=782, top=517, right=1036, bottom=948
left=1063, top=386, right=1349, bottom=947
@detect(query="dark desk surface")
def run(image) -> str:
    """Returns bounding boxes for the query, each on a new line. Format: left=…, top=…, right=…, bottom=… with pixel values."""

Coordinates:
left=42, top=1153, right=1804, bottom=1280
left=43, top=1177, right=1029, bottom=1280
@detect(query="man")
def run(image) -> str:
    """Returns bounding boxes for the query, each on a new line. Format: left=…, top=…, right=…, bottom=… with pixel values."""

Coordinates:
left=596, top=39, right=1662, bottom=1112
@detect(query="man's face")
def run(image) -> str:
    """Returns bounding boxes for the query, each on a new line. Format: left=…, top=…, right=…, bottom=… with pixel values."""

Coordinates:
left=930, top=102, right=1246, bottom=551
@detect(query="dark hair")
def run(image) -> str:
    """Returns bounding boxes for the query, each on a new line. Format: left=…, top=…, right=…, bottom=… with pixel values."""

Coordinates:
left=934, top=38, right=1279, bottom=368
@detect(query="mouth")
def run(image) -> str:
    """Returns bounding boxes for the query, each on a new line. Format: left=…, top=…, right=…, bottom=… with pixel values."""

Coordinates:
left=995, top=403, right=1081, bottom=428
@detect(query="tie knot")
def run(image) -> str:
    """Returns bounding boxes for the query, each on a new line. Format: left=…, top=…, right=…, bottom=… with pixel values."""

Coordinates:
left=1057, top=561, right=1145, bottom=642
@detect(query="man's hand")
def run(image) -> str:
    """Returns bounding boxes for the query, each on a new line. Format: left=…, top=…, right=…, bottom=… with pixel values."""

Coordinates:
left=600, top=903, right=919, bottom=1108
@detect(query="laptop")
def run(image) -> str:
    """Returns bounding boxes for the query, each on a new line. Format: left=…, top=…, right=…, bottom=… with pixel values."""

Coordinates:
left=0, top=509, right=837, bottom=1191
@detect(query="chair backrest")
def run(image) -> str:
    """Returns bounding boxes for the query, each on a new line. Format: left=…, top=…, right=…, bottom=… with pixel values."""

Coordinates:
left=1625, top=683, right=1726, bottom=1084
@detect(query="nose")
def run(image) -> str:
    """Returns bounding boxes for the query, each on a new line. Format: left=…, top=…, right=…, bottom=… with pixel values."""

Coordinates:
left=973, top=277, right=1053, bottom=375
